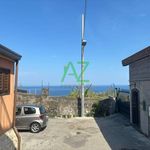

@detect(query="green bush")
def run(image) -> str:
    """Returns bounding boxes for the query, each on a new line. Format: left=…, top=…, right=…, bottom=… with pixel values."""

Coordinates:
left=69, top=84, right=116, bottom=101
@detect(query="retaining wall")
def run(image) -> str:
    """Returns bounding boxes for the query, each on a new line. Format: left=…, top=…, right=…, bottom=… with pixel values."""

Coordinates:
left=17, top=93, right=116, bottom=117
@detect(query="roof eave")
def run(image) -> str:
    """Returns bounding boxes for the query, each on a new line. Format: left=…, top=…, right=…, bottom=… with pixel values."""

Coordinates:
left=122, top=46, right=150, bottom=66
left=0, top=44, right=22, bottom=62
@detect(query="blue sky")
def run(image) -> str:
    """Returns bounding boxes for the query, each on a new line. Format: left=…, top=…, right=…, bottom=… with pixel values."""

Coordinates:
left=0, top=0, right=150, bottom=86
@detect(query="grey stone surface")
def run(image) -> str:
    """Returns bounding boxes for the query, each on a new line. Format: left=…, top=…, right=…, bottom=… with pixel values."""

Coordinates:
left=0, top=128, right=18, bottom=150
left=20, top=114, right=150, bottom=150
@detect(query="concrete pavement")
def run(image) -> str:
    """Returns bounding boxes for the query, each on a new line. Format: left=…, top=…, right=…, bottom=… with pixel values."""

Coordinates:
left=20, top=114, right=150, bottom=150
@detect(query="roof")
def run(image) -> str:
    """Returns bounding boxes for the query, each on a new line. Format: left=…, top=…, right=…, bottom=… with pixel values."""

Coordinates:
left=0, top=44, right=22, bottom=62
left=17, top=104, right=44, bottom=108
left=122, top=46, right=150, bottom=66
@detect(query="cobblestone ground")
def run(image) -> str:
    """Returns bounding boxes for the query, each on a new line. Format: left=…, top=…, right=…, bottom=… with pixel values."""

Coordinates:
left=20, top=114, right=150, bottom=150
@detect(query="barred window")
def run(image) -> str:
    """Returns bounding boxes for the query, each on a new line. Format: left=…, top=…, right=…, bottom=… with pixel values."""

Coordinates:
left=0, top=68, right=10, bottom=95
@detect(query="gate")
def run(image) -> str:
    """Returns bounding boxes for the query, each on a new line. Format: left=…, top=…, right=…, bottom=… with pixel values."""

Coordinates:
left=117, top=89, right=130, bottom=119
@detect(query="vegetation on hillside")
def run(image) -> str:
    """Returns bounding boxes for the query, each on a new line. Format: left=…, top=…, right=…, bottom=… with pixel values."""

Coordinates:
left=68, top=84, right=116, bottom=100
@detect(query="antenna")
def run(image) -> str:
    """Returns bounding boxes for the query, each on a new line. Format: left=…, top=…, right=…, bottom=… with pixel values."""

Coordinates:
left=41, top=80, right=44, bottom=88
left=82, top=0, right=87, bottom=40
left=48, top=82, right=50, bottom=96
left=81, top=0, right=87, bottom=117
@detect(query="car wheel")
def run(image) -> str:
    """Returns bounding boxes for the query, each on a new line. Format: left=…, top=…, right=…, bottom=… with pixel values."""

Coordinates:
left=30, top=122, right=41, bottom=133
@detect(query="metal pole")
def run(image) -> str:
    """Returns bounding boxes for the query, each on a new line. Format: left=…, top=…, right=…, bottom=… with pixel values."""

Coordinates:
left=13, top=60, right=22, bottom=150
left=81, top=0, right=87, bottom=117
left=13, top=60, right=18, bottom=126
left=81, top=14, right=85, bottom=117
left=81, top=41, right=85, bottom=117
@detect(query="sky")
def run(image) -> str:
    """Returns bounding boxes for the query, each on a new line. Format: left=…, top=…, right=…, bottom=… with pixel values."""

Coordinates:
left=0, top=0, right=150, bottom=86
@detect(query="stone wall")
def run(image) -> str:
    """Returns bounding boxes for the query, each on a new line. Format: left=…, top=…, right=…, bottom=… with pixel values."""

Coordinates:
left=129, top=56, right=150, bottom=136
left=0, top=128, right=18, bottom=150
left=17, top=93, right=116, bottom=118
left=130, top=80, right=150, bottom=136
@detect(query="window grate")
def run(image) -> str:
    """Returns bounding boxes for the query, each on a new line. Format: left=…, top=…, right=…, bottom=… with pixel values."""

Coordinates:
left=0, top=68, right=10, bottom=95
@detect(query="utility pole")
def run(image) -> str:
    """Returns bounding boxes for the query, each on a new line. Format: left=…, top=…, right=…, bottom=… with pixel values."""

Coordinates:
left=81, top=0, right=87, bottom=117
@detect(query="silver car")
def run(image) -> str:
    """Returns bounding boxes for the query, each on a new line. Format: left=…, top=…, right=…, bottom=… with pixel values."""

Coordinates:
left=16, top=104, right=48, bottom=133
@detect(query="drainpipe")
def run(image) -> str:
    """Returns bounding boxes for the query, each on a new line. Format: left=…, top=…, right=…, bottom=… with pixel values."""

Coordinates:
left=13, top=60, right=21, bottom=150
left=129, top=85, right=133, bottom=124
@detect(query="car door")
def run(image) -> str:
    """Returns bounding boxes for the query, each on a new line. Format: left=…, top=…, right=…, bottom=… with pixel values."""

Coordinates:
left=16, top=106, right=24, bottom=129
left=21, top=106, right=37, bottom=129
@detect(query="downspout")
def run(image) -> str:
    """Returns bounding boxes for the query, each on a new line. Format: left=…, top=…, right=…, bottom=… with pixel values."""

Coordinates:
left=13, top=60, right=21, bottom=150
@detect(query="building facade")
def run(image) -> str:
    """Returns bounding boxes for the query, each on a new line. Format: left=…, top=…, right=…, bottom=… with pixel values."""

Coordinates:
left=0, top=44, right=21, bottom=149
left=122, top=46, right=150, bottom=136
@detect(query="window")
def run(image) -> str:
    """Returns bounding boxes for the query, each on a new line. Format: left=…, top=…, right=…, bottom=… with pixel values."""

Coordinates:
left=16, top=107, right=22, bottom=116
left=0, top=68, right=10, bottom=95
left=24, top=107, right=36, bottom=115
left=39, top=106, right=46, bottom=114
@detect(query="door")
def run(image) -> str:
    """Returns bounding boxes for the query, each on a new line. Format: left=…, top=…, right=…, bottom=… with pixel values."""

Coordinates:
left=132, top=89, right=140, bottom=126
left=20, top=106, right=37, bottom=129
left=16, top=106, right=36, bottom=129
left=16, top=106, right=24, bottom=129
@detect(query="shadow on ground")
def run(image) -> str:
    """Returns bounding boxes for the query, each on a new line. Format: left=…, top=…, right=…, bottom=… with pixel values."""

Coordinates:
left=94, top=114, right=150, bottom=150
left=18, top=126, right=46, bottom=133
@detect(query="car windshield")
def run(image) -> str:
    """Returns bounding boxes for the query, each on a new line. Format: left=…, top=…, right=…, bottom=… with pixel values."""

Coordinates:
left=39, top=106, right=46, bottom=114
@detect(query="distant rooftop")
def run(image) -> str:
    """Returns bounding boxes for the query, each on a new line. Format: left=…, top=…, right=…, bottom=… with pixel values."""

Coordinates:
left=0, top=44, right=22, bottom=62
left=122, top=46, right=150, bottom=66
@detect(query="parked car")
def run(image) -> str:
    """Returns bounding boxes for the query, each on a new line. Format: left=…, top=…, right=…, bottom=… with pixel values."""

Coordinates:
left=16, top=104, right=48, bottom=133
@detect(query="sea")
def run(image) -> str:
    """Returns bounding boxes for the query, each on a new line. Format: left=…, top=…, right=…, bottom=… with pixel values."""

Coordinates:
left=18, top=85, right=129, bottom=96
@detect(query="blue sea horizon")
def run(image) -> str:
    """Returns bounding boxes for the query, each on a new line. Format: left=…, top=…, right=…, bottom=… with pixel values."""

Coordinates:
left=18, top=85, right=129, bottom=96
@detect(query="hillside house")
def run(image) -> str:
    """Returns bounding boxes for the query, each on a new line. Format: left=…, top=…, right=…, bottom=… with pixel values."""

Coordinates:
left=122, top=46, right=150, bottom=136
left=0, top=44, right=21, bottom=149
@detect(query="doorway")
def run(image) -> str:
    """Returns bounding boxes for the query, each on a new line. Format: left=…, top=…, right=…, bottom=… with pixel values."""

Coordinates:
left=131, top=89, right=140, bottom=126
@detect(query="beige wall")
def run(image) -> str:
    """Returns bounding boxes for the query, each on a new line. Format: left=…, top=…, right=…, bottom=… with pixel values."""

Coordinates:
left=0, top=56, right=15, bottom=134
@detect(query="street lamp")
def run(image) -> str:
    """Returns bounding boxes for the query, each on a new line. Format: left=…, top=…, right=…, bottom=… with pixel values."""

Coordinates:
left=81, top=4, right=87, bottom=116
left=82, top=40, right=87, bottom=46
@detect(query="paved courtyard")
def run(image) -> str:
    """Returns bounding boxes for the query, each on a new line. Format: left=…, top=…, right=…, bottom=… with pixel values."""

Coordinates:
left=20, top=114, right=150, bottom=150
